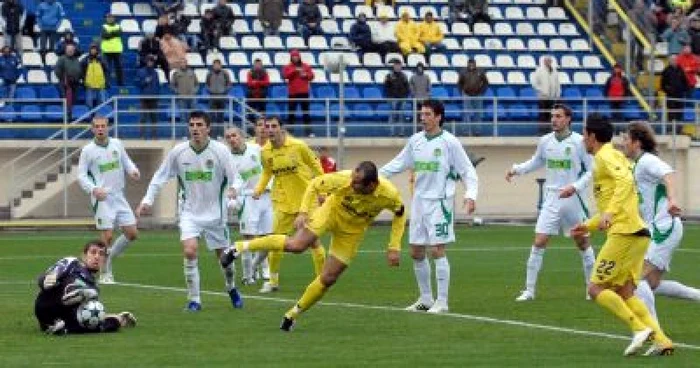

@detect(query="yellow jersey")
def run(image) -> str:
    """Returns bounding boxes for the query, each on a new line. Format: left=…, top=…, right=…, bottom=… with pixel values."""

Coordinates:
left=300, top=171, right=406, bottom=250
left=255, top=135, right=323, bottom=214
left=584, top=143, right=646, bottom=234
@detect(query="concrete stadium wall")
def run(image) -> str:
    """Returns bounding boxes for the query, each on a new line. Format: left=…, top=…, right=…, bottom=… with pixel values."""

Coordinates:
left=0, top=136, right=696, bottom=221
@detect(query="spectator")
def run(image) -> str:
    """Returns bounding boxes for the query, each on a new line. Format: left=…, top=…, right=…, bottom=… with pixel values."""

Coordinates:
left=153, top=0, right=183, bottom=17
left=0, top=46, right=22, bottom=103
left=371, top=13, right=400, bottom=59
left=200, top=9, right=220, bottom=59
left=154, top=15, right=172, bottom=40
left=396, top=11, right=424, bottom=55
left=135, top=56, right=160, bottom=139
left=689, top=16, right=700, bottom=54
left=54, top=44, right=81, bottom=120
left=36, top=0, right=64, bottom=56
left=258, top=0, right=284, bottom=36
left=160, top=31, right=188, bottom=71
left=55, top=31, right=80, bottom=57
left=81, top=44, right=109, bottom=109
left=100, top=13, right=124, bottom=86
left=365, top=0, right=396, bottom=5
left=282, top=49, right=315, bottom=137
left=170, top=61, right=198, bottom=118
left=350, top=13, right=377, bottom=56
left=409, top=62, right=431, bottom=108
left=206, top=59, right=232, bottom=136
left=653, top=4, right=671, bottom=34
left=661, top=55, right=690, bottom=121
left=531, top=56, right=561, bottom=132
left=138, top=30, right=169, bottom=77
left=172, top=13, right=194, bottom=47
left=676, top=44, right=699, bottom=89
left=20, top=0, right=38, bottom=44
left=418, top=12, right=446, bottom=55
left=298, top=0, right=322, bottom=42
left=1, top=0, right=26, bottom=56
left=661, top=16, right=690, bottom=55
left=318, top=146, right=337, bottom=173
left=383, top=58, right=410, bottom=136
left=464, top=0, right=491, bottom=29
left=603, top=63, right=631, bottom=122
left=212, top=0, right=235, bottom=36
left=457, top=58, right=489, bottom=132
left=246, top=58, right=270, bottom=123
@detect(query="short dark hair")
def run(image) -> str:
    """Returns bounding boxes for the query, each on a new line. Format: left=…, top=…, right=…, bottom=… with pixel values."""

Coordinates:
left=627, top=121, right=658, bottom=154
left=266, top=116, right=283, bottom=126
left=421, top=99, right=445, bottom=126
left=83, top=240, right=107, bottom=254
left=584, top=113, right=613, bottom=143
left=356, top=161, right=379, bottom=186
left=552, top=103, right=572, bottom=118
left=189, top=110, right=211, bottom=127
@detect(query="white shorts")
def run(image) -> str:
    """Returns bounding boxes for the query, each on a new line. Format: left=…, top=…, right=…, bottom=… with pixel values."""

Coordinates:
left=179, top=217, right=230, bottom=251
left=645, top=217, right=683, bottom=272
left=238, top=193, right=273, bottom=236
left=93, top=193, right=136, bottom=231
left=535, top=190, right=589, bottom=237
left=409, top=197, right=455, bottom=246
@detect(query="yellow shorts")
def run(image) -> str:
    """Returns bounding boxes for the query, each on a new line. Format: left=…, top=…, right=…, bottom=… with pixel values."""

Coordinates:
left=273, top=211, right=297, bottom=235
left=307, top=199, right=365, bottom=265
left=590, top=233, right=650, bottom=287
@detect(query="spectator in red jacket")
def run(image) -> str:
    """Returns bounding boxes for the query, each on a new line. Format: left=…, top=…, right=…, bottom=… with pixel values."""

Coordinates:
left=246, top=58, right=270, bottom=124
left=603, top=63, right=631, bottom=122
left=318, top=146, right=337, bottom=173
left=676, top=45, right=699, bottom=89
left=282, top=49, right=314, bottom=137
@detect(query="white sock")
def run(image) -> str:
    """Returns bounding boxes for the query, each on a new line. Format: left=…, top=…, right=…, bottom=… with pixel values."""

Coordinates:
left=183, top=258, right=201, bottom=303
left=525, top=246, right=545, bottom=294
left=241, top=251, right=253, bottom=280
left=257, top=251, right=270, bottom=280
left=579, top=246, right=595, bottom=286
left=104, top=234, right=130, bottom=274
left=655, top=280, right=700, bottom=301
left=434, top=256, right=450, bottom=305
left=635, top=279, right=658, bottom=322
left=413, top=258, right=433, bottom=303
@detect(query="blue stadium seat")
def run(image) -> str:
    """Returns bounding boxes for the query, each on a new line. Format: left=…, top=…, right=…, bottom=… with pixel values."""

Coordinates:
left=271, top=85, right=287, bottom=99
left=228, top=86, right=246, bottom=99
left=315, top=85, right=336, bottom=99
left=362, top=86, right=382, bottom=99
left=39, top=85, right=60, bottom=99
left=16, top=86, right=37, bottom=100
left=20, top=105, right=41, bottom=122
left=343, top=86, right=360, bottom=100
left=44, top=105, right=64, bottom=122
left=431, top=87, right=449, bottom=99
left=71, top=105, right=90, bottom=121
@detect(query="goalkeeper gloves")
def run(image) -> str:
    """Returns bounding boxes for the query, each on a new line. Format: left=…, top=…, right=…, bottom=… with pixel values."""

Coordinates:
left=62, top=282, right=98, bottom=305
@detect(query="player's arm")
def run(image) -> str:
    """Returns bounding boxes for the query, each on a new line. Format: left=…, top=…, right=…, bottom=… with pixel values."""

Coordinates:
left=77, top=148, right=98, bottom=195
left=300, top=143, right=324, bottom=178
left=450, top=139, right=478, bottom=213
left=118, top=140, right=140, bottom=180
left=221, top=149, right=242, bottom=199
left=299, top=172, right=347, bottom=214
left=379, top=141, right=414, bottom=178
left=138, top=150, right=177, bottom=214
left=507, top=137, right=545, bottom=181
left=37, top=258, right=74, bottom=290
left=662, top=172, right=681, bottom=216
left=386, top=195, right=407, bottom=267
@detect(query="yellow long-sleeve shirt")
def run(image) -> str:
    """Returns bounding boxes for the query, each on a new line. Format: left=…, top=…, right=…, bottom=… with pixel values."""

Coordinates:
left=255, top=135, right=324, bottom=214
left=396, top=19, right=419, bottom=43
left=418, top=21, right=443, bottom=43
left=584, top=143, right=647, bottom=234
left=300, top=171, right=406, bottom=250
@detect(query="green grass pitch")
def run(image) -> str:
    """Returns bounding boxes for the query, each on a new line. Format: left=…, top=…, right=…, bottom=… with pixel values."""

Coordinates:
left=1, top=225, right=700, bottom=367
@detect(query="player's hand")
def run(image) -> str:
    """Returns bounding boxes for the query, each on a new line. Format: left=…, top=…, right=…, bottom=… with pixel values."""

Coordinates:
left=227, top=187, right=237, bottom=200
left=252, top=191, right=261, bottom=200
left=598, top=212, right=612, bottom=231
left=129, top=169, right=140, bottom=181
left=570, top=223, right=588, bottom=237
left=386, top=249, right=400, bottom=267
left=667, top=198, right=682, bottom=217
left=62, top=284, right=98, bottom=306
left=505, top=169, right=516, bottom=182
left=558, top=185, right=576, bottom=199
left=294, top=213, right=308, bottom=230
left=464, top=198, right=476, bottom=214
left=42, top=272, right=58, bottom=289
left=136, top=203, right=151, bottom=218
left=92, top=187, right=108, bottom=201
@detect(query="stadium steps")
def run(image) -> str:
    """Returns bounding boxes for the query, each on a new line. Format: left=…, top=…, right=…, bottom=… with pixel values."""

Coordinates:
left=12, top=163, right=79, bottom=218
left=0, top=206, right=10, bottom=220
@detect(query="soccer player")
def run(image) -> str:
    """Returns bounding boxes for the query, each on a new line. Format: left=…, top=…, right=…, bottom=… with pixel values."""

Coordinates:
left=220, top=162, right=406, bottom=331
left=225, top=126, right=272, bottom=285
left=571, top=114, right=673, bottom=356
left=35, top=240, right=137, bottom=335
left=136, top=111, right=243, bottom=311
left=505, top=104, right=596, bottom=301
left=249, top=116, right=326, bottom=293
left=622, top=122, right=700, bottom=321
left=380, top=99, right=478, bottom=314
left=77, top=116, right=140, bottom=284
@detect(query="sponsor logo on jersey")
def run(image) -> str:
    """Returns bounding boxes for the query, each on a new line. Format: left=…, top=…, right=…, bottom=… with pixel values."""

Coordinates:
left=241, top=166, right=262, bottom=181
left=98, top=160, right=120, bottom=173
left=414, top=160, right=440, bottom=172
left=565, top=146, right=571, bottom=156
left=272, top=165, right=298, bottom=175
left=184, top=170, right=213, bottom=181
left=546, top=159, right=571, bottom=170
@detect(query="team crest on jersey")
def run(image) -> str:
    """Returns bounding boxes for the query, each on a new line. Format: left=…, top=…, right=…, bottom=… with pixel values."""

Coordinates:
left=433, top=148, right=442, bottom=157
left=112, top=150, right=118, bottom=158
left=205, top=159, right=214, bottom=169
left=565, top=146, right=571, bottom=156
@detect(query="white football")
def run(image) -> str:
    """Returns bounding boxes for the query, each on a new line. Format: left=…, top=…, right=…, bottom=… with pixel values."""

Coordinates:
left=76, top=300, right=105, bottom=330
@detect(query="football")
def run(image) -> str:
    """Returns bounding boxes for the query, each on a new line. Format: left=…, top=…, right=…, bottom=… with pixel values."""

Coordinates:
left=76, top=300, right=105, bottom=330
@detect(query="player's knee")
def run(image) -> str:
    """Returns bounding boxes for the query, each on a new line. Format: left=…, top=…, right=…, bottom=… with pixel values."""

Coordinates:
left=409, top=248, right=426, bottom=260
left=320, top=273, right=338, bottom=287
left=429, top=248, right=445, bottom=258
left=286, top=239, right=307, bottom=253
left=101, top=316, right=121, bottom=333
left=126, top=231, right=138, bottom=242
left=183, top=248, right=197, bottom=260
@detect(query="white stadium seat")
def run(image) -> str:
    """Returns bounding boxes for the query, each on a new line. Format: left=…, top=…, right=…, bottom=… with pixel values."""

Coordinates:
left=251, top=52, right=272, bottom=66
left=560, top=55, right=581, bottom=69
left=486, top=71, right=505, bottom=84
left=517, top=55, right=537, bottom=68
left=228, top=52, right=250, bottom=66
left=441, top=70, right=459, bottom=84
left=507, top=71, right=528, bottom=84
left=495, top=54, right=515, bottom=68
left=110, top=2, right=131, bottom=16
left=573, top=71, right=594, bottom=85
left=133, top=3, right=155, bottom=16
left=515, top=22, right=535, bottom=35
left=506, top=38, right=526, bottom=51
left=537, top=22, right=557, bottom=36
left=582, top=55, right=603, bottom=69
left=504, top=6, right=524, bottom=20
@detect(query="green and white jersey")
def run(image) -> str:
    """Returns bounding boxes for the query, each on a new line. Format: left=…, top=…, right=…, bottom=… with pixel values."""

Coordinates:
left=78, top=138, right=138, bottom=198
left=380, top=130, right=478, bottom=200
left=633, top=152, right=675, bottom=232
left=512, top=132, right=592, bottom=192
left=141, top=140, right=240, bottom=224
left=230, top=142, right=269, bottom=195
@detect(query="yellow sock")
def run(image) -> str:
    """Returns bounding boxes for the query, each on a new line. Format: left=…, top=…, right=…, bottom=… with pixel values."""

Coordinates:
left=625, top=296, right=672, bottom=345
left=268, top=250, right=283, bottom=286
left=237, top=234, right=286, bottom=252
left=285, top=276, right=328, bottom=319
left=595, top=289, right=647, bottom=332
left=311, top=244, right=326, bottom=276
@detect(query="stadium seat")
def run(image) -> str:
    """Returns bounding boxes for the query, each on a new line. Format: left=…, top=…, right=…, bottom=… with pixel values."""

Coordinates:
left=286, top=36, right=306, bottom=50
left=407, top=54, right=426, bottom=67
left=44, top=105, right=63, bottom=122
left=363, top=53, right=383, bottom=67
left=452, top=54, right=469, bottom=68
left=133, top=3, right=155, bottom=16
left=537, top=22, right=557, bottom=36
left=316, top=85, right=337, bottom=99
left=571, top=39, right=591, bottom=51
left=374, top=69, right=390, bottom=84
left=547, top=7, right=567, bottom=20
left=595, top=72, right=611, bottom=85
left=495, top=54, right=516, bottom=68
left=183, top=2, right=198, bottom=17
left=321, top=19, right=340, bottom=34
left=251, top=52, right=272, bottom=66
left=441, top=70, right=459, bottom=84
left=487, top=71, right=505, bottom=84
left=312, top=69, right=328, bottom=83
left=559, top=23, right=579, bottom=36
left=443, top=38, right=461, bottom=50
left=506, top=71, right=528, bottom=84
left=561, top=55, right=581, bottom=69
left=309, top=36, right=329, bottom=50
left=220, top=36, right=238, bottom=50
left=430, top=54, right=449, bottom=68
left=582, top=55, right=603, bottom=69
left=506, top=38, right=527, bottom=51
left=111, top=2, right=131, bottom=16
left=44, top=52, right=58, bottom=67
left=473, top=23, right=492, bottom=36
left=362, top=86, right=382, bottom=99
left=263, top=36, right=285, bottom=50
left=515, top=22, right=536, bottom=36
left=376, top=4, right=396, bottom=19
left=233, top=19, right=250, bottom=33
left=21, top=36, right=34, bottom=51
left=71, top=105, right=89, bottom=121
left=494, top=22, right=514, bottom=36
left=16, top=86, right=37, bottom=99
left=484, top=38, right=504, bottom=50
left=505, top=7, right=524, bottom=20
left=274, top=52, right=290, bottom=66
left=329, top=71, right=350, bottom=83
left=333, top=4, right=353, bottom=18
left=39, top=85, right=59, bottom=99
left=517, top=55, right=537, bottom=68
left=558, top=71, right=572, bottom=85
left=396, top=6, right=416, bottom=19
left=451, top=22, right=471, bottom=36
left=22, top=52, right=43, bottom=67
left=352, top=69, right=373, bottom=84
left=241, top=35, right=262, bottom=49
left=127, top=36, right=142, bottom=50
left=27, top=70, right=48, bottom=84
left=244, top=3, right=258, bottom=17
left=355, top=5, right=374, bottom=18
left=572, top=71, right=594, bottom=85
left=463, top=37, right=482, bottom=50
left=431, top=86, right=449, bottom=98
left=120, top=19, right=140, bottom=33
left=528, top=38, right=547, bottom=51
left=186, top=53, right=204, bottom=67
left=549, top=38, right=568, bottom=52
left=526, top=7, right=546, bottom=20
left=475, top=54, right=493, bottom=68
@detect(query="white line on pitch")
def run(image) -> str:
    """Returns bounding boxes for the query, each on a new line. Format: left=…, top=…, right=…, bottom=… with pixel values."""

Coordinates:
left=114, top=281, right=700, bottom=351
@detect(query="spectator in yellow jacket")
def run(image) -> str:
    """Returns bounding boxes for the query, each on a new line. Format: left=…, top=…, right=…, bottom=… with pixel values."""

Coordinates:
left=396, top=11, right=424, bottom=55
left=419, top=12, right=446, bottom=55
left=365, top=0, right=395, bottom=6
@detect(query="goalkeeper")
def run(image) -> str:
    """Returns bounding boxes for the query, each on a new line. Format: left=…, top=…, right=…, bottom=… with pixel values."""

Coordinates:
left=34, top=240, right=137, bottom=335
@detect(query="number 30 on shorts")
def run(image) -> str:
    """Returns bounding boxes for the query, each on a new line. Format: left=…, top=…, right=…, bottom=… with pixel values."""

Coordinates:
left=596, top=259, right=616, bottom=276
left=435, top=222, right=449, bottom=238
